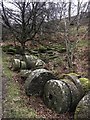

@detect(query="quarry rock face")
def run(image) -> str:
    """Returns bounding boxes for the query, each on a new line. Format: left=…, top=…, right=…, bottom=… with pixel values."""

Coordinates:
left=25, top=69, right=56, bottom=96
left=74, top=91, right=90, bottom=120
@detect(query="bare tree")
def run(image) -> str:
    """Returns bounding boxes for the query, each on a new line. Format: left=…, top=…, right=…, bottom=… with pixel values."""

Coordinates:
left=62, top=0, right=89, bottom=72
left=1, top=1, right=47, bottom=54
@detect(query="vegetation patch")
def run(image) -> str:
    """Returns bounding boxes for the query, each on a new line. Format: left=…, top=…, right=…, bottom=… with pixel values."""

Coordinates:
left=2, top=52, right=37, bottom=118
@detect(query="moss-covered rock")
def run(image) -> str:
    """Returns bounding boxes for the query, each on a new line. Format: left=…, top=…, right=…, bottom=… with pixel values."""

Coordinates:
left=79, top=78, right=90, bottom=93
left=43, top=80, right=71, bottom=113
left=74, top=91, right=90, bottom=120
left=25, top=69, right=56, bottom=96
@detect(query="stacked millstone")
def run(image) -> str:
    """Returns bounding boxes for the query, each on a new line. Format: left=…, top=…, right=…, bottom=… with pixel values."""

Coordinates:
left=74, top=91, right=90, bottom=120
left=43, top=73, right=90, bottom=114
left=24, top=55, right=45, bottom=69
left=25, top=69, right=57, bottom=96
left=11, top=54, right=45, bottom=71
left=12, top=59, right=27, bottom=71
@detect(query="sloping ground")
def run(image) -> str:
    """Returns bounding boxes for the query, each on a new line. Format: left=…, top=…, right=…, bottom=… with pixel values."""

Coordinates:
left=1, top=25, right=89, bottom=119
left=2, top=52, right=74, bottom=119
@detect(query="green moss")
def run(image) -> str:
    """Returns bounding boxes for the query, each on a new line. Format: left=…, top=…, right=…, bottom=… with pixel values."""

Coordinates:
left=79, top=78, right=90, bottom=93
left=60, top=73, right=80, bottom=79
left=68, top=73, right=81, bottom=78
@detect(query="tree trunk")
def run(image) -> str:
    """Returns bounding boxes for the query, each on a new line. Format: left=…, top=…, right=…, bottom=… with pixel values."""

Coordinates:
left=21, top=42, right=25, bottom=55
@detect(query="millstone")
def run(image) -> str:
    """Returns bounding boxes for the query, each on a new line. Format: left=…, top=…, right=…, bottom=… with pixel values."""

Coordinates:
left=35, top=59, right=45, bottom=68
left=25, top=69, right=56, bottom=96
left=20, top=70, right=32, bottom=80
left=24, top=55, right=45, bottom=69
left=60, top=79, right=81, bottom=112
left=63, top=73, right=84, bottom=98
left=12, top=59, right=20, bottom=71
left=43, top=80, right=71, bottom=113
left=20, top=61, right=27, bottom=69
left=24, top=55, right=38, bottom=68
left=74, top=91, right=90, bottom=120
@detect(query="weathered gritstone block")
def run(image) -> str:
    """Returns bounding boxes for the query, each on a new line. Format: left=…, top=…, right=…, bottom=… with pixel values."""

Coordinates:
left=74, top=91, right=90, bottom=120
left=25, top=69, right=56, bottom=96
left=60, top=79, right=82, bottom=112
left=43, top=80, right=71, bottom=114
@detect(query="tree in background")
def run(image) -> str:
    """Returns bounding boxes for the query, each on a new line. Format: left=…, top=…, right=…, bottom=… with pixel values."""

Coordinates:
left=1, top=1, right=47, bottom=54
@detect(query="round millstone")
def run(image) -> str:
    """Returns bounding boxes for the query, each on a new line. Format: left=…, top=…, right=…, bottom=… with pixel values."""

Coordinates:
left=24, top=55, right=45, bottom=69
left=60, top=79, right=82, bottom=112
left=20, top=70, right=32, bottom=80
left=63, top=73, right=84, bottom=98
left=25, top=69, right=56, bottom=96
left=74, top=91, right=90, bottom=120
left=43, top=80, right=71, bottom=113
left=12, top=59, right=20, bottom=71
left=35, top=59, right=45, bottom=68
left=24, top=55, right=38, bottom=68
left=20, top=61, right=27, bottom=69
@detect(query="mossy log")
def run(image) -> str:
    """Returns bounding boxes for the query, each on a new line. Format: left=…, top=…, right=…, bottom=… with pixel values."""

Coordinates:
left=43, top=80, right=71, bottom=113
left=25, top=69, right=56, bottom=96
left=74, top=91, right=90, bottom=120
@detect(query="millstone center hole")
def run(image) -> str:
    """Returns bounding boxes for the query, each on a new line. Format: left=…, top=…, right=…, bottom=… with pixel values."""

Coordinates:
left=49, top=94, right=53, bottom=100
